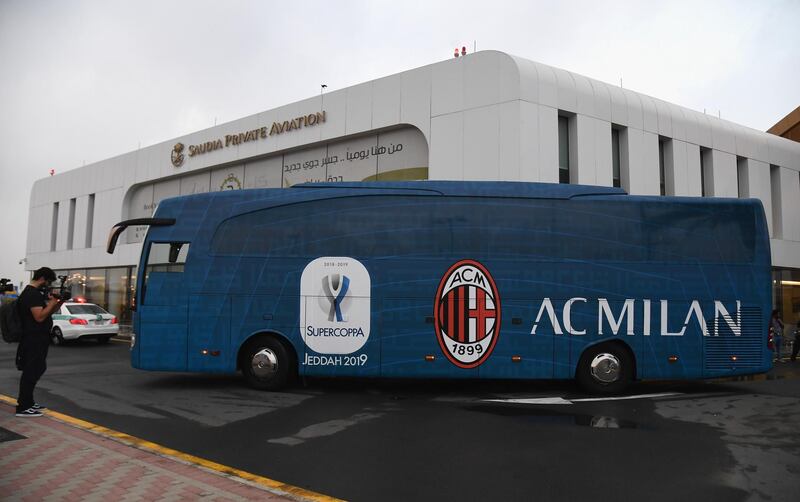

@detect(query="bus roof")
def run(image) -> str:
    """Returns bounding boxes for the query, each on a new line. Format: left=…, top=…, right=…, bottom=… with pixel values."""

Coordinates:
left=158, top=181, right=769, bottom=216
left=292, top=181, right=627, bottom=199
left=157, top=181, right=769, bottom=212
left=167, top=181, right=627, bottom=207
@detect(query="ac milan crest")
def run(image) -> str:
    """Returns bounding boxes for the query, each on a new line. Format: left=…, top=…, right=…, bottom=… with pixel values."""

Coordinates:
left=434, top=259, right=501, bottom=368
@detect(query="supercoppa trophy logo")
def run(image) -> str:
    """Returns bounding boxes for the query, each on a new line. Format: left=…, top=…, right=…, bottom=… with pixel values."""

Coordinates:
left=300, top=257, right=371, bottom=355
left=171, top=143, right=185, bottom=168
left=434, top=259, right=501, bottom=368
left=322, top=274, right=350, bottom=322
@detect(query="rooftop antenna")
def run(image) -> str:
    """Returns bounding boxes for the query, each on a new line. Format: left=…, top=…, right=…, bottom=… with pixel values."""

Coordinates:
left=320, top=84, right=327, bottom=96
left=474, top=40, right=476, bottom=52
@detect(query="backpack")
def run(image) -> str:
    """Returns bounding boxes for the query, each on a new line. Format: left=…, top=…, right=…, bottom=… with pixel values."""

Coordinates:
left=0, top=300, right=23, bottom=343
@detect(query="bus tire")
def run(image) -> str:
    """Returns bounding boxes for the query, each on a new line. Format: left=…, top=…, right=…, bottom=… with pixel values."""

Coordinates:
left=241, top=337, right=290, bottom=391
left=576, top=343, right=633, bottom=395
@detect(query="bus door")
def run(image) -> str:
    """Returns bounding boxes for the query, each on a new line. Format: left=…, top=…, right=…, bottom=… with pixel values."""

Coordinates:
left=187, top=295, right=231, bottom=372
left=137, top=242, right=190, bottom=371
left=299, top=257, right=380, bottom=378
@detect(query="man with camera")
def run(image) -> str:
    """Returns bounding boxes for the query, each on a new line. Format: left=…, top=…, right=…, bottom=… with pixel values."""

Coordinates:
left=15, top=267, right=68, bottom=417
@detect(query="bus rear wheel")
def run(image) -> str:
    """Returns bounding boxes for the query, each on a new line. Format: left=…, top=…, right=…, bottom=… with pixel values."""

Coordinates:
left=577, top=344, right=633, bottom=395
left=241, top=337, right=290, bottom=391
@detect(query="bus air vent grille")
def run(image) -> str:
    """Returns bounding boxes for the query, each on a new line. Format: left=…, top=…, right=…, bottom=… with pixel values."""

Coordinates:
left=704, top=307, right=763, bottom=370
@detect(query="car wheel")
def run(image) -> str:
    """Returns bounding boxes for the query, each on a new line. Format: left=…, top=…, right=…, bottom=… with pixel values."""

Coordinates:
left=97, top=335, right=111, bottom=344
left=576, top=343, right=633, bottom=395
left=241, top=337, right=291, bottom=391
left=51, top=328, right=65, bottom=346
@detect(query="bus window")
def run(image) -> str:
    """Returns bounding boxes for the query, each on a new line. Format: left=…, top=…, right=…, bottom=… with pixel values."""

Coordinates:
left=142, top=242, right=189, bottom=305
left=211, top=197, right=454, bottom=258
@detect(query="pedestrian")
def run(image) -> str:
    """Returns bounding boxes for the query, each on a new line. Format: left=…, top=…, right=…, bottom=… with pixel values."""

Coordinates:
left=769, top=309, right=784, bottom=363
left=791, top=321, right=800, bottom=362
left=15, top=267, right=64, bottom=417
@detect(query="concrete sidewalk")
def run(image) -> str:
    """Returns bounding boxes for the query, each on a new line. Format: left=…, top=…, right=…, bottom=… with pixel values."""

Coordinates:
left=0, top=400, right=332, bottom=502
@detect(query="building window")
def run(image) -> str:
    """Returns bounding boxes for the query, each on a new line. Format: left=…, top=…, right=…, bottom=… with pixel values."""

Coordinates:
left=658, top=139, right=666, bottom=196
left=773, top=268, right=800, bottom=329
left=700, top=147, right=712, bottom=197
left=67, top=198, right=76, bottom=250
left=85, top=194, right=95, bottom=248
left=67, top=270, right=86, bottom=300
left=86, top=270, right=106, bottom=309
left=50, top=202, right=59, bottom=252
left=611, top=128, right=621, bottom=188
left=770, top=164, right=782, bottom=238
left=736, top=156, right=747, bottom=198
left=657, top=137, right=674, bottom=196
left=558, top=115, right=570, bottom=184
left=106, top=267, right=131, bottom=323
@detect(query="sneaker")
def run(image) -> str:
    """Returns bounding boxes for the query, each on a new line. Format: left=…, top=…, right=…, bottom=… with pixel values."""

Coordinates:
left=15, top=408, right=43, bottom=417
left=31, top=403, right=47, bottom=411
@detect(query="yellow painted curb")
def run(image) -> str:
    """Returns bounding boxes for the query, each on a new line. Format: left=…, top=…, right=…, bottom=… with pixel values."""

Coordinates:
left=0, top=394, right=343, bottom=502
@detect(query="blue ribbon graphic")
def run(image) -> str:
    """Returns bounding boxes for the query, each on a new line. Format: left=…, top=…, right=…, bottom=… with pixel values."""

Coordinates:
left=323, top=275, right=350, bottom=322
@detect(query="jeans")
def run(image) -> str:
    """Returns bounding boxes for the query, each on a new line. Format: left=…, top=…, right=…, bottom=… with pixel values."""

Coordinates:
left=774, top=335, right=783, bottom=360
left=16, top=333, right=50, bottom=411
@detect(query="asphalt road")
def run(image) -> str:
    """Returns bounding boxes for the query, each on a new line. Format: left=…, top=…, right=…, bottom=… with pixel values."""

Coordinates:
left=1, top=339, right=799, bottom=502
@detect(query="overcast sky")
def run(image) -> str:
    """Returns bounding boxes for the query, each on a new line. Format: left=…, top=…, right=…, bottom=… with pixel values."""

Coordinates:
left=0, top=0, right=797, bottom=286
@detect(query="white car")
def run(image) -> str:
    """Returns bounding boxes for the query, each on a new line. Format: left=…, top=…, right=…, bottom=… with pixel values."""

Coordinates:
left=51, top=302, right=119, bottom=345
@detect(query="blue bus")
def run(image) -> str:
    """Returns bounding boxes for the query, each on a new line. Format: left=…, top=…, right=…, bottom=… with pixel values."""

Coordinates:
left=107, top=181, right=772, bottom=393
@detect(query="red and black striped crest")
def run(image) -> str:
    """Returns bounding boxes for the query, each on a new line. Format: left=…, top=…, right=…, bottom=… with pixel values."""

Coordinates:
left=434, top=260, right=501, bottom=368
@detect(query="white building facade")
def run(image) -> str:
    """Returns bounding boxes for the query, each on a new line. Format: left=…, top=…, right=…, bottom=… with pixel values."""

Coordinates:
left=25, top=51, right=800, bottom=324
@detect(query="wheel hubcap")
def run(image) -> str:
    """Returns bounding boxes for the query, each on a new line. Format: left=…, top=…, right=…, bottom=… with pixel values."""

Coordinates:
left=590, top=353, right=621, bottom=384
left=251, top=348, right=278, bottom=379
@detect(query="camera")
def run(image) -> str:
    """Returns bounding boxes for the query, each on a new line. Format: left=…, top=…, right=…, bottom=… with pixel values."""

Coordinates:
left=0, top=278, right=14, bottom=293
left=47, top=275, right=72, bottom=301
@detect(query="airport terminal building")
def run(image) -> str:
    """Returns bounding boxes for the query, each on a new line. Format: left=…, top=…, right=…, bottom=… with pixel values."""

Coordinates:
left=25, top=51, right=800, bottom=325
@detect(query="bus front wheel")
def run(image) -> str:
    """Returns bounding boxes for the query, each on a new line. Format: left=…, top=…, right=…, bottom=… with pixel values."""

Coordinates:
left=576, top=344, right=633, bottom=395
left=241, top=337, right=290, bottom=391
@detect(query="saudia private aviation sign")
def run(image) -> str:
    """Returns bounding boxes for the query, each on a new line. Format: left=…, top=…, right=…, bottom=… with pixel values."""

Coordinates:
left=434, top=260, right=501, bottom=368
